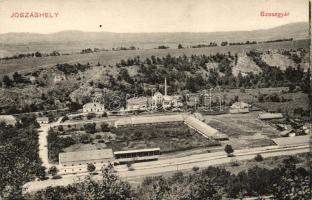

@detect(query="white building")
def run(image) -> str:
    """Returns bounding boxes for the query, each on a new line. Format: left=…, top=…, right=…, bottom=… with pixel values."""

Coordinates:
left=59, top=149, right=114, bottom=175
left=153, top=92, right=164, bottom=106
left=83, top=102, right=105, bottom=113
left=229, top=102, right=251, bottom=114
left=36, top=117, right=49, bottom=124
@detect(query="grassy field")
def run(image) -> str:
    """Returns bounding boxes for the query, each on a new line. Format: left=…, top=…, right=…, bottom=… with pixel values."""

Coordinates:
left=204, top=112, right=279, bottom=149
left=0, top=40, right=308, bottom=75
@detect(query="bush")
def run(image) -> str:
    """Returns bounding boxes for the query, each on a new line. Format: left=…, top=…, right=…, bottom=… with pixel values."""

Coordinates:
left=224, top=144, right=234, bottom=157
left=86, top=113, right=96, bottom=120
left=51, top=175, right=62, bottom=179
left=61, top=116, right=69, bottom=122
left=100, top=122, right=110, bottom=132
left=95, top=135, right=102, bottom=139
left=231, top=159, right=240, bottom=166
left=255, top=154, right=264, bottom=162
left=57, top=125, right=64, bottom=132
left=192, top=166, right=200, bottom=172
left=87, top=163, right=96, bottom=173
left=84, top=123, right=96, bottom=134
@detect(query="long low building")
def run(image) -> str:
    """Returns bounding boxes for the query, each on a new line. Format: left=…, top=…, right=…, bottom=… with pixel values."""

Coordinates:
left=114, top=148, right=161, bottom=163
left=258, top=113, right=283, bottom=120
left=184, top=116, right=228, bottom=140
left=272, top=135, right=309, bottom=146
left=59, top=149, right=114, bottom=174
left=114, top=114, right=185, bottom=127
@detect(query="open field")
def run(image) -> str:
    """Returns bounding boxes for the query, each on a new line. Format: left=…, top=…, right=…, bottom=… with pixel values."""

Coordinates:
left=204, top=112, right=279, bottom=149
left=0, top=39, right=308, bottom=75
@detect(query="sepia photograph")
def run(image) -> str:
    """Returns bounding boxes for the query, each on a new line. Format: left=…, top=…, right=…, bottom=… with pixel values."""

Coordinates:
left=0, top=0, right=311, bottom=199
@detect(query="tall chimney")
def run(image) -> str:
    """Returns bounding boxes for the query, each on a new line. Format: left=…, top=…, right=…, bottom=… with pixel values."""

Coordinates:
left=165, top=77, right=167, bottom=96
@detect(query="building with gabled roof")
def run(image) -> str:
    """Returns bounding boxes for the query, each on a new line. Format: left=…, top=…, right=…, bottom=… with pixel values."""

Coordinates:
left=83, top=102, right=105, bottom=113
left=230, top=102, right=251, bottom=114
left=59, top=149, right=114, bottom=174
left=36, top=117, right=49, bottom=124
left=126, top=96, right=148, bottom=111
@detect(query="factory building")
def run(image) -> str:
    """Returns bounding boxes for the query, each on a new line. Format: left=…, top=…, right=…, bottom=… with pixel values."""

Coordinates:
left=59, top=149, right=114, bottom=174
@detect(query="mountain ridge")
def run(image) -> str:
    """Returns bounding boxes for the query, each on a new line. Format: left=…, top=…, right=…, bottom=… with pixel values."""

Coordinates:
left=0, top=22, right=308, bottom=44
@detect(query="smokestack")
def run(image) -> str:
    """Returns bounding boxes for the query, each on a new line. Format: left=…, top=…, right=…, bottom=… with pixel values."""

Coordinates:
left=165, top=77, right=167, bottom=96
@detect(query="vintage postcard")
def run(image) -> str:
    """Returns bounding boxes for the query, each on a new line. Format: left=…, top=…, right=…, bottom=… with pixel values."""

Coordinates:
left=0, top=0, right=311, bottom=199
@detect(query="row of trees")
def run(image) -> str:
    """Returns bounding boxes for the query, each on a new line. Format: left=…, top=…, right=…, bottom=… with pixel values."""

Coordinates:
left=47, top=128, right=76, bottom=162
left=1, top=72, right=31, bottom=88
left=0, top=51, right=61, bottom=60
left=55, top=62, right=91, bottom=75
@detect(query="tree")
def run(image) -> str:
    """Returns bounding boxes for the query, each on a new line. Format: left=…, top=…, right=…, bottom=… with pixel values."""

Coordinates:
left=48, top=166, right=58, bottom=177
left=87, top=163, right=96, bottom=174
left=100, top=122, right=110, bottom=132
left=12, top=72, right=24, bottom=83
left=84, top=123, right=96, bottom=134
left=78, top=166, right=134, bottom=199
left=35, top=51, right=42, bottom=57
left=221, top=41, right=228, bottom=46
left=224, top=144, right=234, bottom=157
left=86, top=112, right=96, bottom=120
left=67, top=101, right=82, bottom=112
left=2, top=75, right=13, bottom=88
left=254, top=154, right=263, bottom=162
left=178, top=44, right=183, bottom=49
left=35, top=166, right=47, bottom=180
left=102, top=112, right=108, bottom=117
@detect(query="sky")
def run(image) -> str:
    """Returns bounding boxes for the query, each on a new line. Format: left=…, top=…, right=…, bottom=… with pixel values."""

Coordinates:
left=0, top=0, right=309, bottom=33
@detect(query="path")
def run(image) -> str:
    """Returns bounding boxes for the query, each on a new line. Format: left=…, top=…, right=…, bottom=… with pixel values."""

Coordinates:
left=37, top=117, right=63, bottom=171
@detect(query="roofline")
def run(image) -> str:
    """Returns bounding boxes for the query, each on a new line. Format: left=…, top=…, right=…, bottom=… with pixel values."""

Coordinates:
left=114, top=148, right=160, bottom=154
